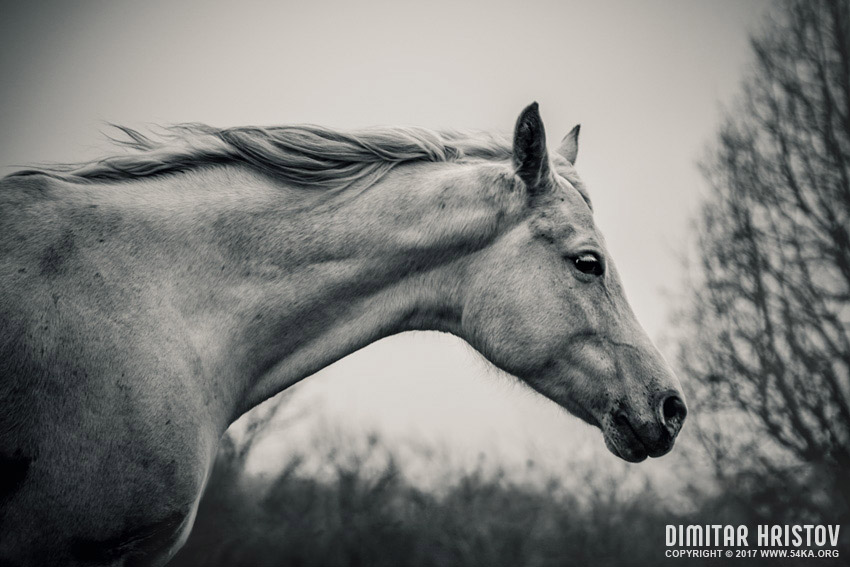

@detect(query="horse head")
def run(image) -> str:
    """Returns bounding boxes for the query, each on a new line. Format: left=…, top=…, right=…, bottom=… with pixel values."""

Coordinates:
left=462, top=103, right=686, bottom=462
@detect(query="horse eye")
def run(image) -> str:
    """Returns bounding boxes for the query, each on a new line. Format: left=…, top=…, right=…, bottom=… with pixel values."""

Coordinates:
left=574, top=253, right=604, bottom=276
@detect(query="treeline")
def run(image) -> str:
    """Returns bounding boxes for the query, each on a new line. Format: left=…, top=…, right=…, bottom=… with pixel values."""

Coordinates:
left=168, top=432, right=845, bottom=567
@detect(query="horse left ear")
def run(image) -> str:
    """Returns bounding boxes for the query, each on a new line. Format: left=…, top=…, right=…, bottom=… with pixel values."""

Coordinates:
left=512, top=102, right=550, bottom=191
left=557, top=124, right=580, bottom=165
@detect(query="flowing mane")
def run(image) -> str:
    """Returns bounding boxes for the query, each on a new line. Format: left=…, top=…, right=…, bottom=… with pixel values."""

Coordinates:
left=7, top=123, right=513, bottom=191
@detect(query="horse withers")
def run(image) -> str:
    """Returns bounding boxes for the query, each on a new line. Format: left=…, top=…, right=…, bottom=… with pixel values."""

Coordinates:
left=0, top=103, right=686, bottom=566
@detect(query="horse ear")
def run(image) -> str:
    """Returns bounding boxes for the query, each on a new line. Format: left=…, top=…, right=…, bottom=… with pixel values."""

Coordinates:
left=557, top=124, right=580, bottom=164
left=512, top=102, right=550, bottom=191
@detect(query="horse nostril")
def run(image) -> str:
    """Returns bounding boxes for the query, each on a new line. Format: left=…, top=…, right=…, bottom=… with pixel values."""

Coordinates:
left=660, top=394, right=687, bottom=436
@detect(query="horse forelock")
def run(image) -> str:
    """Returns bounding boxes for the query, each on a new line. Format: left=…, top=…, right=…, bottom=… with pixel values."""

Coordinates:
left=6, top=123, right=514, bottom=192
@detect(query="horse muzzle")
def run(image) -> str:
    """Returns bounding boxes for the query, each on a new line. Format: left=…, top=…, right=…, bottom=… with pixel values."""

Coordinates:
left=599, top=390, right=687, bottom=463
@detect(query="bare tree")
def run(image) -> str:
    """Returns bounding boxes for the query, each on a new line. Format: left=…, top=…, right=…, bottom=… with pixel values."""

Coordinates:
left=678, top=0, right=850, bottom=518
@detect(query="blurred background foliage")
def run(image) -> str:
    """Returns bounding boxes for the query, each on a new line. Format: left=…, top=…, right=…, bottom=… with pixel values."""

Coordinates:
left=170, top=1, right=850, bottom=564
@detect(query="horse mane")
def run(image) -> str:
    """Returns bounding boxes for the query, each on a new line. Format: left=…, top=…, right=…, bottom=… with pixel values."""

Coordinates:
left=7, top=123, right=514, bottom=191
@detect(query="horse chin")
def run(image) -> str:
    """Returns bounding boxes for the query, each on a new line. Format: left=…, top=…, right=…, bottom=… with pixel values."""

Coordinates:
left=601, top=420, right=649, bottom=463
left=565, top=401, right=649, bottom=462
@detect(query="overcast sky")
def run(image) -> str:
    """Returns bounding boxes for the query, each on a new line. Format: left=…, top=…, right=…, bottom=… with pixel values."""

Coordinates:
left=1, top=0, right=770, bottom=476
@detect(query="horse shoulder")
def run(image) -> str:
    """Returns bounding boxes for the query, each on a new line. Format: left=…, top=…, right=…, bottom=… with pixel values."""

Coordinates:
left=0, top=174, right=217, bottom=566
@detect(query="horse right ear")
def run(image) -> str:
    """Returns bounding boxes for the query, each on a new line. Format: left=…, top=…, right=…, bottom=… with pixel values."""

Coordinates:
left=512, top=102, right=550, bottom=192
left=557, top=124, right=580, bottom=165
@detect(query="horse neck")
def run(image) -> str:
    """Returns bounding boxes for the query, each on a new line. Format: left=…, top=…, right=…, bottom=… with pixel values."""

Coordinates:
left=180, top=162, right=516, bottom=421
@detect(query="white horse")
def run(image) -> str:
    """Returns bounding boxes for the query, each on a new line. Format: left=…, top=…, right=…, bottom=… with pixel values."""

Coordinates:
left=0, top=103, right=686, bottom=566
